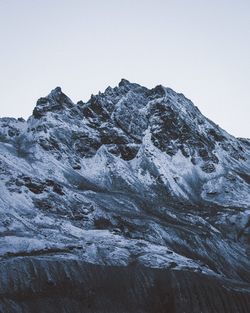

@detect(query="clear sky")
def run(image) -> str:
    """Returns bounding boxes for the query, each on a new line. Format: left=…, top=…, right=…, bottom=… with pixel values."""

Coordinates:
left=0, top=0, right=249, bottom=137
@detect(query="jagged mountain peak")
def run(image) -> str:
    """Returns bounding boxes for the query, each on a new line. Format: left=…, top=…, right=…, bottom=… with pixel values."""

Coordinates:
left=35, top=81, right=202, bottom=123
left=117, top=77, right=146, bottom=89
left=1, top=81, right=250, bottom=312
left=32, top=86, right=74, bottom=118
left=2, top=80, right=248, bottom=172
left=49, top=85, right=62, bottom=95
left=118, top=78, right=133, bottom=87
left=31, top=81, right=195, bottom=122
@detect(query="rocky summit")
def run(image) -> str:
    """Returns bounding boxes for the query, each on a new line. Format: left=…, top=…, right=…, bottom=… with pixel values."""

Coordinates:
left=1, top=79, right=250, bottom=313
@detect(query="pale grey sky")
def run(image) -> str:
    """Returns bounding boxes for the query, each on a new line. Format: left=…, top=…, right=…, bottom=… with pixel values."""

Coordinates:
left=0, top=0, right=249, bottom=137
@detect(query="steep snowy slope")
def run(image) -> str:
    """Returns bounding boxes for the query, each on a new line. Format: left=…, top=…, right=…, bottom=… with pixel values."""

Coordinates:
left=0, top=79, right=250, bottom=312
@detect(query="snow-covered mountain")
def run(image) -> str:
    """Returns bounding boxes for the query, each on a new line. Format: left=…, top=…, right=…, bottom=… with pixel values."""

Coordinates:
left=1, top=79, right=250, bottom=312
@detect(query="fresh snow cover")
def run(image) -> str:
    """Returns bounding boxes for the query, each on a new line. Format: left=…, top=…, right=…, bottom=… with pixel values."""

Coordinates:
left=1, top=80, right=250, bottom=310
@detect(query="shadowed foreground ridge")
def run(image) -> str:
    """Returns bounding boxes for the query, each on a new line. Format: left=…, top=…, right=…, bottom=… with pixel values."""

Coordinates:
left=1, top=79, right=250, bottom=312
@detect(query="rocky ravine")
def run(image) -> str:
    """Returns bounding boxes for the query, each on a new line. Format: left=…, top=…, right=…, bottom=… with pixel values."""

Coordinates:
left=0, top=79, right=250, bottom=313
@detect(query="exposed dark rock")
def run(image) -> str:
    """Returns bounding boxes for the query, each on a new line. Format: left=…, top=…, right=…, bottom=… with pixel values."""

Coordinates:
left=33, top=87, right=74, bottom=118
left=1, top=258, right=250, bottom=313
left=208, top=128, right=225, bottom=142
left=201, top=163, right=216, bottom=173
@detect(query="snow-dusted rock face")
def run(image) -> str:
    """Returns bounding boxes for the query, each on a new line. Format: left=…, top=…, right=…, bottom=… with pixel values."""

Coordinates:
left=1, top=79, right=250, bottom=312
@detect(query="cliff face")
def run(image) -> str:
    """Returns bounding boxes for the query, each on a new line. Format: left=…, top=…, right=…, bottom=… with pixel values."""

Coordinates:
left=1, top=80, right=250, bottom=312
